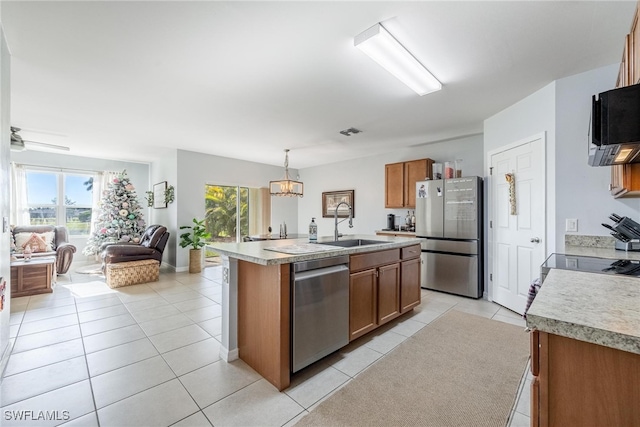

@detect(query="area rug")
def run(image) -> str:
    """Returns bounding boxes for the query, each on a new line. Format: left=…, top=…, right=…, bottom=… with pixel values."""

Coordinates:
left=295, top=310, right=530, bottom=427
left=75, top=263, right=104, bottom=275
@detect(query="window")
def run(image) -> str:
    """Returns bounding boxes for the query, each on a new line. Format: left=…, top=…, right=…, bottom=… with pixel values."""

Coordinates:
left=25, top=169, right=94, bottom=236
left=204, top=185, right=249, bottom=243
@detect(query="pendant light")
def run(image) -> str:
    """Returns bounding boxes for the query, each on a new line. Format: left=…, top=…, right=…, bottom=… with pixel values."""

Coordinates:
left=270, top=149, right=303, bottom=197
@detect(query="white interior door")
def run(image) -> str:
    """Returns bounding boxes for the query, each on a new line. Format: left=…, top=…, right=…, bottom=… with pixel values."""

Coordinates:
left=490, top=134, right=545, bottom=314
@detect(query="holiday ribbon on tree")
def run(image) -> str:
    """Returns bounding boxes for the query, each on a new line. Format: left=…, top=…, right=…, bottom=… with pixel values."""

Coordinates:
left=83, top=170, right=147, bottom=256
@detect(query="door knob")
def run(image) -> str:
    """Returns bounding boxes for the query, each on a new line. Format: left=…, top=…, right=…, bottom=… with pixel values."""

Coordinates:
left=530, top=237, right=541, bottom=243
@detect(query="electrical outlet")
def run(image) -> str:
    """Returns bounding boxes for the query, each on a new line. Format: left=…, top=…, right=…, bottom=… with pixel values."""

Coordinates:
left=566, top=218, right=578, bottom=232
left=2, top=217, right=8, bottom=233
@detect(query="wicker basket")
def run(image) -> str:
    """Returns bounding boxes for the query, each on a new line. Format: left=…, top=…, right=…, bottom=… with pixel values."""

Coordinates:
left=106, top=259, right=159, bottom=288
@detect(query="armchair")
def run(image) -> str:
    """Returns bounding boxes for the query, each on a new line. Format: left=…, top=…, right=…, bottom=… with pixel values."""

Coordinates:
left=11, top=225, right=77, bottom=274
left=101, top=225, right=169, bottom=266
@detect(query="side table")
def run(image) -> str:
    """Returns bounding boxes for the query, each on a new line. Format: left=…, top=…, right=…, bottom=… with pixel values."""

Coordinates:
left=10, top=257, right=56, bottom=298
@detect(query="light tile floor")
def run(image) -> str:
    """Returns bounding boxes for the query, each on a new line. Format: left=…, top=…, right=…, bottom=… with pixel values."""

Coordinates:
left=1, top=261, right=530, bottom=427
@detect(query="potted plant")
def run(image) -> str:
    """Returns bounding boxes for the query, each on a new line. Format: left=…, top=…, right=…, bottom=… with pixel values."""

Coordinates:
left=179, top=218, right=211, bottom=273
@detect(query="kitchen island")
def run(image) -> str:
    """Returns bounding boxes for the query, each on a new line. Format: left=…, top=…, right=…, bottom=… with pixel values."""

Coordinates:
left=526, top=268, right=640, bottom=426
left=207, top=234, right=422, bottom=390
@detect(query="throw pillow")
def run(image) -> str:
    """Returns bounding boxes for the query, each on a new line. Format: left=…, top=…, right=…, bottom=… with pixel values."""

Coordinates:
left=13, top=232, right=32, bottom=253
left=13, top=231, right=55, bottom=253
left=22, top=233, right=48, bottom=253
left=39, top=231, right=55, bottom=251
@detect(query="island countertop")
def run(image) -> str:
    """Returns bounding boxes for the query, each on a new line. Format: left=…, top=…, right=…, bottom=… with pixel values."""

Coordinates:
left=526, top=268, right=640, bottom=355
left=206, top=234, right=422, bottom=266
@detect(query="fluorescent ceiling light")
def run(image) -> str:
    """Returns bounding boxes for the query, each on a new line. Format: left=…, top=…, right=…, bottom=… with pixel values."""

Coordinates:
left=355, top=23, right=441, bottom=96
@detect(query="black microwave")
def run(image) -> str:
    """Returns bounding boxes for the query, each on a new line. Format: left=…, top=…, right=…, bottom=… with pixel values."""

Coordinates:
left=588, top=83, right=640, bottom=166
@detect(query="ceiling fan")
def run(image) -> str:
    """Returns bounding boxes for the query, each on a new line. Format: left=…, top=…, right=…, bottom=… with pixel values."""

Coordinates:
left=10, top=126, right=70, bottom=152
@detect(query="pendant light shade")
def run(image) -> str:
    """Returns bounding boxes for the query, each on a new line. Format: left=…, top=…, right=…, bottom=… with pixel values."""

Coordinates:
left=270, top=149, right=303, bottom=197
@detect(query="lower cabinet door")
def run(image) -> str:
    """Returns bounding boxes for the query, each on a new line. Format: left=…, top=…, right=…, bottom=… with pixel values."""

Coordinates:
left=377, top=263, right=400, bottom=325
left=349, top=269, right=377, bottom=341
left=400, top=257, right=421, bottom=312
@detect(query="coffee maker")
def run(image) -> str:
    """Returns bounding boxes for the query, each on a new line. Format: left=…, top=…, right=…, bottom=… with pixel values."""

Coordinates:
left=386, top=214, right=395, bottom=230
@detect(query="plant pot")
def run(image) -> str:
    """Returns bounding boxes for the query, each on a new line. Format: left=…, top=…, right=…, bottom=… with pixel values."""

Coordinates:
left=189, top=248, right=203, bottom=274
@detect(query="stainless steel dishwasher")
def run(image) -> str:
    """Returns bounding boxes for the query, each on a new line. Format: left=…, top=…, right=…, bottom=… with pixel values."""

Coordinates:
left=291, top=255, right=349, bottom=373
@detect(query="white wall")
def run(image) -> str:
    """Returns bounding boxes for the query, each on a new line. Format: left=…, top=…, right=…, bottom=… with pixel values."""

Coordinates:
left=484, top=62, right=640, bottom=255
left=555, top=63, right=640, bottom=245
left=297, top=134, right=484, bottom=237
left=484, top=81, right=557, bottom=253
left=174, top=149, right=298, bottom=271
left=10, top=150, right=150, bottom=258
left=0, top=24, right=11, bottom=378
left=149, top=150, right=178, bottom=268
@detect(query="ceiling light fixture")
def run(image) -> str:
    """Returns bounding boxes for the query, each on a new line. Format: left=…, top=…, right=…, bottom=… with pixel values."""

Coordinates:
left=270, top=149, right=303, bottom=197
left=355, top=23, right=442, bottom=96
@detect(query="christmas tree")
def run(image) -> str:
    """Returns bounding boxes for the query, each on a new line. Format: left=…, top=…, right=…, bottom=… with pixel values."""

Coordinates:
left=83, top=170, right=146, bottom=256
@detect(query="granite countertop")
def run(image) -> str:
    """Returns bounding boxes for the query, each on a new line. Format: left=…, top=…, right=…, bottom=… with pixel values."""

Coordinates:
left=526, top=268, right=640, bottom=355
left=206, top=234, right=422, bottom=266
left=562, top=244, right=640, bottom=261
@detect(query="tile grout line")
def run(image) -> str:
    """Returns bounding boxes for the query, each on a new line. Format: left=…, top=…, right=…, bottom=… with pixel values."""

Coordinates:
left=74, top=295, right=102, bottom=427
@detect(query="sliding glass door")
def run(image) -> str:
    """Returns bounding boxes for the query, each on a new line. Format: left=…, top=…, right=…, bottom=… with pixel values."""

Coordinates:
left=203, top=185, right=271, bottom=267
left=204, top=185, right=249, bottom=244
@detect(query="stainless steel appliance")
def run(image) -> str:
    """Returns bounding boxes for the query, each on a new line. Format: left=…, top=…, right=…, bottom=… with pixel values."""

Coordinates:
left=415, top=177, right=483, bottom=298
left=588, top=83, right=640, bottom=166
left=541, top=253, right=640, bottom=283
left=291, top=255, right=349, bottom=373
left=385, top=214, right=395, bottom=230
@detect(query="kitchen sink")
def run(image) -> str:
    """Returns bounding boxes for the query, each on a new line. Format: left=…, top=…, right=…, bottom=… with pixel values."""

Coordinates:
left=318, top=239, right=386, bottom=248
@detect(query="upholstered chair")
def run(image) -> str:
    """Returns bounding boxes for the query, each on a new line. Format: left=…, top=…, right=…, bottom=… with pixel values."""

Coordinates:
left=11, top=225, right=77, bottom=274
left=101, top=225, right=170, bottom=266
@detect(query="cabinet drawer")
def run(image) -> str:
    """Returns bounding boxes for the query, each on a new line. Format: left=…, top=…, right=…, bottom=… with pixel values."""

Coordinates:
left=350, top=249, right=400, bottom=272
left=401, top=244, right=421, bottom=260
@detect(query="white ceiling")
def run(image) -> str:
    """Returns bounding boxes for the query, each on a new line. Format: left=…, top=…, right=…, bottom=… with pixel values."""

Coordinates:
left=2, top=1, right=636, bottom=168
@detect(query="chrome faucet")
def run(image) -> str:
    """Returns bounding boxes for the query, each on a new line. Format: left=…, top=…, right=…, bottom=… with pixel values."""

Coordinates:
left=334, top=201, right=353, bottom=241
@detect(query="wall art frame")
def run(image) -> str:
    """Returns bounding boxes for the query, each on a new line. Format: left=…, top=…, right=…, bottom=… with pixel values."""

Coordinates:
left=322, top=190, right=355, bottom=218
left=153, top=181, right=167, bottom=209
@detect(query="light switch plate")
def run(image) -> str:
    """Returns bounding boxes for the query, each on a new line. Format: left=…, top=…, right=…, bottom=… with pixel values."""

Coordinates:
left=566, top=218, right=578, bottom=232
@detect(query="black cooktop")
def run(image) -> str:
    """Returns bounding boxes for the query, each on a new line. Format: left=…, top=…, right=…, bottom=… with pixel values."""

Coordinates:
left=542, top=253, right=640, bottom=277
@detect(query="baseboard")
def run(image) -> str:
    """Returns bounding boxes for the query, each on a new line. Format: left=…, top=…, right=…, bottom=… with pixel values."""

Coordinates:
left=174, top=266, right=189, bottom=273
left=160, top=262, right=176, bottom=273
left=219, top=346, right=239, bottom=362
left=0, top=339, right=13, bottom=384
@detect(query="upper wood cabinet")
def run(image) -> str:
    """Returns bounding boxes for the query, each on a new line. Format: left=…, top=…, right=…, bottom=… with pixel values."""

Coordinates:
left=612, top=3, right=640, bottom=198
left=385, top=158, right=433, bottom=208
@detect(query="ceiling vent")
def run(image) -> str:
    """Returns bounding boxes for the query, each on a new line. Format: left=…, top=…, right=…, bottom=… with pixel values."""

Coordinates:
left=339, top=128, right=362, bottom=137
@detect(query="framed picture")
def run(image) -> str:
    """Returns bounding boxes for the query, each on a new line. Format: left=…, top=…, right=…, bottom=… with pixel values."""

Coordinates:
left=153, top=181, right=167, bottom=209
left=322, top=190, right=355, bottom=218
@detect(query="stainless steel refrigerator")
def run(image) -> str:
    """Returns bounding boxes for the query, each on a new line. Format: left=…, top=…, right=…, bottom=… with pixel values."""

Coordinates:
left=415, top=177, right=483, bottom=298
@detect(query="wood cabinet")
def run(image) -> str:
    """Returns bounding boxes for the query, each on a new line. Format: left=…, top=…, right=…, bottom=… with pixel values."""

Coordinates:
left=530, top=330, right=640, bottom=426
left=349, top=248, right=401, bottom=341
left=348, top=245, right=421, bottom=341
left=385, top=158, right=433, bottom=208
left=610, top=163, right=640, bottom=197
left=377, top=263, right=400, bottom=324
left=611, top=4, right=640, bottom=197
left=400, top=247, right=421, bottom=313
left=349, top=269, right=378, bottom=340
